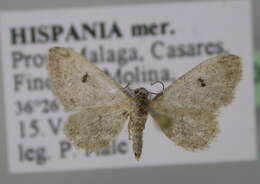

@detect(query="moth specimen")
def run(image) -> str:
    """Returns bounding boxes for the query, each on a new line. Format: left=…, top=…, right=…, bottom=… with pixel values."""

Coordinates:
left=47, top=47, right=241, bottom=160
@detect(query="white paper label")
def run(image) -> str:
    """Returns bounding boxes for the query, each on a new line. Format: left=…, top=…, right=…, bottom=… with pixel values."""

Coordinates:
left=0, top=0, right=256, bottom=173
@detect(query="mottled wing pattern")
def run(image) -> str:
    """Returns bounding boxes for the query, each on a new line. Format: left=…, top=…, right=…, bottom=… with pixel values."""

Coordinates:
left=64, top=104, right=130, bottom=151
left=150, top=54, right=242, bottom=150
left=47, top=47, right=130, bottom=111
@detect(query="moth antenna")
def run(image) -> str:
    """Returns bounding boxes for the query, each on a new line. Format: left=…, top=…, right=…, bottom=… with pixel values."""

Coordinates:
left=148, top=81, right=165, bottom=95
left=151, top=81, right=165, bottom=91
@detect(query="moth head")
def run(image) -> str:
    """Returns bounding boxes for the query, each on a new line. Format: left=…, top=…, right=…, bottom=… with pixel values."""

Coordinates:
left=133, top=88, right=149, bottom=98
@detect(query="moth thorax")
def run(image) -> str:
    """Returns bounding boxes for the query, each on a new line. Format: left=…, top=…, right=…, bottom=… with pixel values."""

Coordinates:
left=134, top=88, right=149, bottom=99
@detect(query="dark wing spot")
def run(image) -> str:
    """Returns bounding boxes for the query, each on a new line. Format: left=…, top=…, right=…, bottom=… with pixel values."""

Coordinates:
left=81, top=72, right=89, bottom=83
left=198, top=78, right=206, bottom=87
left=70, top=98, right=75, bottom=103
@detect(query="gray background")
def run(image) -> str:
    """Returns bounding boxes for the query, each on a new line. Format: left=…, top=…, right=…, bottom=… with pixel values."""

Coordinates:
left=0, top=0, right=259, bottom=183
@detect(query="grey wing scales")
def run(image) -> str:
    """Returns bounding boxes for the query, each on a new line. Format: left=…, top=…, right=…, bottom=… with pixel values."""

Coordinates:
left=64, top=104, right=130, bottom=151
left=47, top=47, right=130, bottom=111
left=150, top=54, right=242, bottom=150
left=149, top=106, right=219, bottom=150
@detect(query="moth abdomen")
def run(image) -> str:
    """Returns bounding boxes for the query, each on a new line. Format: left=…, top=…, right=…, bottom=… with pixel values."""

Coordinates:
left=128, top=87, right=150, bottom=160
left=48, top=47, right=241, bottom=161
left=132, top=130, right=143, bottom=160
left=129, top=113, right=147, bottom=160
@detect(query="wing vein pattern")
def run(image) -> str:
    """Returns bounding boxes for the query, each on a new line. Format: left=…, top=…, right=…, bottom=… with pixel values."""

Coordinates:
left=150, top=55, right=242, bottom=150
left=48, top=47, right=132, bottom=152
left=48, top=47, right=130, bottom=111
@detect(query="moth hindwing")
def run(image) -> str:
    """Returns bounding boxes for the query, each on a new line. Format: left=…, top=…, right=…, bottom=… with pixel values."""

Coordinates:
left=48, top=47, right=241, bottom=159
left=150, top=54, right=241, bottom=150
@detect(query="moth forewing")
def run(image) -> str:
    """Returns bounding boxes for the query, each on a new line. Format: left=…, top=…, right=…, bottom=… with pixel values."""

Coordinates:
left=48, top=46, right=134, bottom=153
left=48, top=47, right=242, bottom=159
left=150, top=54, right=241, bottom=150
left=151, top=54, right=242, bottom=111
left=47, top=47, right=131, bottom=111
